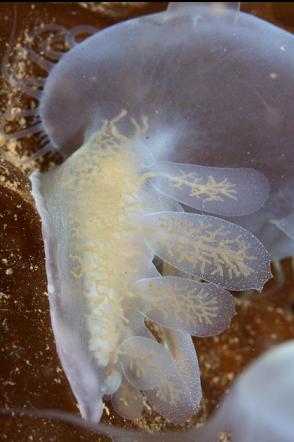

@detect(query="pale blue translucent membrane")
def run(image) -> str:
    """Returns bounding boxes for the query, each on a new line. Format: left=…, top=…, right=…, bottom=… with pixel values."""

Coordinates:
left=201, top=340, right=294, bottom=442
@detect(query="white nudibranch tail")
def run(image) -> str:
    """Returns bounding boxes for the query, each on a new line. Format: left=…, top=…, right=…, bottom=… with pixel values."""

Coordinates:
left=30, top=111, right=272, bottom=426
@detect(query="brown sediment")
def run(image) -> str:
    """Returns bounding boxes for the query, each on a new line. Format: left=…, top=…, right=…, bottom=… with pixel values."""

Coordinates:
left=195, top=274, right=294, bottom=418
left=1, top=2, right=294, bottom=441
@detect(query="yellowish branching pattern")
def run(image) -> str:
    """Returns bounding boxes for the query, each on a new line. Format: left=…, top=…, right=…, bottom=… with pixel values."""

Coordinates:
left=146, top=280, right=218, bottom=327
left=155, top=380, right=183, bottom=406
left=157, top=216, right=256, bottom=280
left=152, top=169, right=238, bottom=202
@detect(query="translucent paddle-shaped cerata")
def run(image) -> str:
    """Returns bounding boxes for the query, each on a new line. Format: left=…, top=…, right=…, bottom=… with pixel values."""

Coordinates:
left=30, top=108, right=271, bottom=425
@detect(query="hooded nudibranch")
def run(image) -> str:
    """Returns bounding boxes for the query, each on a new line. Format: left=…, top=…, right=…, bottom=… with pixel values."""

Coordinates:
left=1, top=0, right=276, bottom=430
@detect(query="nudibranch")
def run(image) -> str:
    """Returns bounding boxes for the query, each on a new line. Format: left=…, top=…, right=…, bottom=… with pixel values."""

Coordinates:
left=30, top=106, right=271, bottom=424
left=0, top=0, right=278, bottom=429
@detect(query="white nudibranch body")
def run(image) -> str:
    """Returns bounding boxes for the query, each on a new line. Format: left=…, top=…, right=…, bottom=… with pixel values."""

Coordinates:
left=30, top=111, right=271, bottom=425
